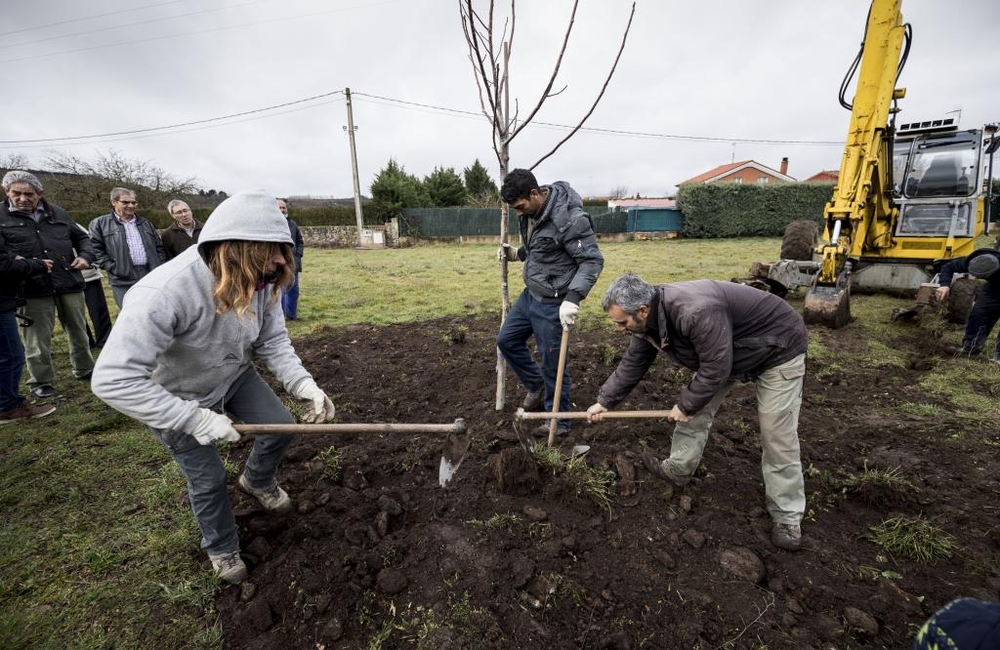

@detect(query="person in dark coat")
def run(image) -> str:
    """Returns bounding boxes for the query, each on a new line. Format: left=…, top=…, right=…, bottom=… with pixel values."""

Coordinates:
left=276, top=198, right=303, bottom=320
left=586, top=273, right=809, bottom=551
left=88, top=187, right=168, bottom=307
left=0, top=245, right=57, bottom=422
left=936, top=248, right=1000, bottom=360
left=160, top=200, right=203, bottom=259
left=496, top=168, right=604, bottom=436
left=1, top=170, right=95, bottom=399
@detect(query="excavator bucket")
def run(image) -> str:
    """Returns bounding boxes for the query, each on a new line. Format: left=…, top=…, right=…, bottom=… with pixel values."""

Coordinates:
left=803, top=284, right=851, bottom=328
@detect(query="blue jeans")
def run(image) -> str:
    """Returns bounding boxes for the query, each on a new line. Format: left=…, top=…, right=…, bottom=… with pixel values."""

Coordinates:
left=282, top=272, right=300, bottom=320
left=497, top=289, right=571, bottom=428
left=0, top=311, right=26, bottom=412
left=963, top=284, right=1000, bottom=358
left=150, top=367, right=294, bottom=555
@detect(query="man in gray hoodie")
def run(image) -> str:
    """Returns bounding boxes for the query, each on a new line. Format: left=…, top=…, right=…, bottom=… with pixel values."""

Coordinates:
left=497, top=168, right=604, bottom=436
left=91, top=191, right=336, bottom=584
left=586, top=273, right=808, bottom=551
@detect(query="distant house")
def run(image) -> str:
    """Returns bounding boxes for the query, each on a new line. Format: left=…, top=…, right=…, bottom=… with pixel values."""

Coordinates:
left=679, top=158, right=796, bottom=186
left=804, top=170, right=839, bottom=182
left=607, top=197, right=676, bottom=209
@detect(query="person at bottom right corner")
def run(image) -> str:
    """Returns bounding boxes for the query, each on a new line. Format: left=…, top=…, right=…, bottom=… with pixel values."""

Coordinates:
left=936, top=248, right=1000, bottom=361
left=585, top=272, right=808, bottom=551
left=912, top=597, right=1000, bottom=649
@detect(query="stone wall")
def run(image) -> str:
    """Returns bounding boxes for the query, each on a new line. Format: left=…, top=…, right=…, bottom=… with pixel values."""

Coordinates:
left=301, top=219, right=399, bottom=249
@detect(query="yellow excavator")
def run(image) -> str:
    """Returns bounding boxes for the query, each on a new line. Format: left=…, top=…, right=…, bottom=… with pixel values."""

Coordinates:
left=749, top=0, right=990, bottom=327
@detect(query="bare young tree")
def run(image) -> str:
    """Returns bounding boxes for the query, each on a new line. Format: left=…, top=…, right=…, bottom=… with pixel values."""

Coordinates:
left=459, top=0, right=636, bottom=409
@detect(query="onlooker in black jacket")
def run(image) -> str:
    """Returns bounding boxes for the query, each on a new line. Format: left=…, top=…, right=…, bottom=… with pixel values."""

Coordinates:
left=936, top=248, right=1000, bottom=360
left=0, top=246, right=57, bottom=422
left=1, top=170, right=95, bottom=399
left=88, top=187, right=167, bottom=307
left=276, top=198, right=303, bottom=320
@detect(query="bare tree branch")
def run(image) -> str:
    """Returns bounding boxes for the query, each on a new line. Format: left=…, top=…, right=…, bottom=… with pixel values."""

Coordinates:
left=507, top=0, right=579, bottom=142
left=531, top=2, right=636, bottom=170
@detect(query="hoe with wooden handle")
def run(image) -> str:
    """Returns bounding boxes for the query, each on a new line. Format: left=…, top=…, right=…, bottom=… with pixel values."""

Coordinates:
left=513, top=407, right=675, bottom=453
left=234, top=419, right=470, bottom=487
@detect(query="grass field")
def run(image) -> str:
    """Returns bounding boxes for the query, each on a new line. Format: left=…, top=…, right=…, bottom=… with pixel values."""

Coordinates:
left=1, top=236, right=992, bottom=649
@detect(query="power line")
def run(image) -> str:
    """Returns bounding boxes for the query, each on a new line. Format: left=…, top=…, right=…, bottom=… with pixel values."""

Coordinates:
left=0, top=0, right=191, bottom=37
left=1, top=87, right=840, bottom=151
left=0, top=0, right=276, bottom=51
left=352, top=91, right=844, bottom=147
left=0, top=0, right=401, bottom=64
left=0, top=90, right=344, bottom=145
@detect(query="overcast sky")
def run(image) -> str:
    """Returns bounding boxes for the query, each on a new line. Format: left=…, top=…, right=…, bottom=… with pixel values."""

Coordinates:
left=2, top=0, right=997, bottom=202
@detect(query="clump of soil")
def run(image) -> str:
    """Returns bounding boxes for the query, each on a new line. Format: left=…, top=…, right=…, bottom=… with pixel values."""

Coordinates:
left=216, top=315, right=1000, bottom=649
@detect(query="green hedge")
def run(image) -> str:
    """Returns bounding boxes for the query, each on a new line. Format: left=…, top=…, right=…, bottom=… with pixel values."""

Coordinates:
left=676, top=182, right=835, bottom=238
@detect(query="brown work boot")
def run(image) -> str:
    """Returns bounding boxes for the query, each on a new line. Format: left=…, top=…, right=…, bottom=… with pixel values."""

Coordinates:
left=943, top=344, right=981, bottom=357
left=0, top=402, right=57, bottom=424
left=771, top=522, right=802, bottom=551
left=521, top=387, right=545, bottom=411
left=639, top=451, right=688, bottom=485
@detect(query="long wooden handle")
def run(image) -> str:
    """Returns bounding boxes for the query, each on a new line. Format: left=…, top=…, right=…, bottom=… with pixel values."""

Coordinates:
left=518, top=409, right=675, bottom=421
left=235, top=419, right=466, bottom=435
left=548, top=326, right=571, bottom=447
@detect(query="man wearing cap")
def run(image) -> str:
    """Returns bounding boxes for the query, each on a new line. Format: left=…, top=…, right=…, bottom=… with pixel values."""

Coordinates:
left=88, top=187, right=168, bottom=307
left=936, top=248, right=1000, bottom=360
left=91, top=191, right=337, bottom=584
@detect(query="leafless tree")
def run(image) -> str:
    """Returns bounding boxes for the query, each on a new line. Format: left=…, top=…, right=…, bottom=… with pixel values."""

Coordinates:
left=459, top=0, right=636, bottom=409
left=609, top=185, right=629, bottom=200
left=41, top=149, right=198, bottom=213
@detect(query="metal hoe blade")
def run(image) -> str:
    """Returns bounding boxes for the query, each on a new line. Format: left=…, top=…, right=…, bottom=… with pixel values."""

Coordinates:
left=439, top=422, right=471, bottom=487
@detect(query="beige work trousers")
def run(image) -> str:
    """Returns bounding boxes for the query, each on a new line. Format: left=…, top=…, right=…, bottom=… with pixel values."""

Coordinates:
left=665, top=353, right=806, bottom=525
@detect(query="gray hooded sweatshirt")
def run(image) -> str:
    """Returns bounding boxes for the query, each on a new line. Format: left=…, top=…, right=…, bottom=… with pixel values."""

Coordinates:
left=91, top=191, right=312, bottom=434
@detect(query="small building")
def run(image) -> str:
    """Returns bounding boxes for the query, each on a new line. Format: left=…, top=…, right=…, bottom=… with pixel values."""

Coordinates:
left=679, top=158, right=796, bottom=186
left=804, top=170, right=839, bottom=182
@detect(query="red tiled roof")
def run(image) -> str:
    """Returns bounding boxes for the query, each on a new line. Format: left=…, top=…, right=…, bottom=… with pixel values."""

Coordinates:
left=680, top=160, right=753, bottom=185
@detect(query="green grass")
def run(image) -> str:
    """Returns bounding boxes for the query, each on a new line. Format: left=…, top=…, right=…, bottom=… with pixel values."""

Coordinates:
left=2, top=235, right=994, bottom=648
left=867, top=515, right=956, bottom=564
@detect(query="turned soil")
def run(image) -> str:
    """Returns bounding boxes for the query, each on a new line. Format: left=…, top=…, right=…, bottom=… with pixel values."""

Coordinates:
left=215, top=314, right=1000, bottom=649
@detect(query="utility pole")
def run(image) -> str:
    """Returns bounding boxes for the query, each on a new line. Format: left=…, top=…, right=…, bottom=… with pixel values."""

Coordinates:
left=344, top=87, right=364, bottom=246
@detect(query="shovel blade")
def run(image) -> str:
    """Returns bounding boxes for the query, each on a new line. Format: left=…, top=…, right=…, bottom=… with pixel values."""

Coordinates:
left=438, top=432, right=471, bottom=487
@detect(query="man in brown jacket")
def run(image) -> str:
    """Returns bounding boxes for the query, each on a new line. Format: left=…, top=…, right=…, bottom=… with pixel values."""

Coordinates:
left=586, top=273, right=808, bottom=551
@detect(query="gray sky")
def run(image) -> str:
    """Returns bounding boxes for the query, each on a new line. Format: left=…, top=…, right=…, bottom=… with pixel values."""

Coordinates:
left=2, top=0, right=997, bottom=201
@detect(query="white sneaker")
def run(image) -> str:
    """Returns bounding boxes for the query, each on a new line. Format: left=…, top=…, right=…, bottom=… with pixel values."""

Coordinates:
left=209, top=551, right=247, bottom=584
left=238, top=473, right=293, bottom=514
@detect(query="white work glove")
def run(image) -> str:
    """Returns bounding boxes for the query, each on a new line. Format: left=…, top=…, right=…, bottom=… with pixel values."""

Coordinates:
left=293, top=379, right=336, bottom=423
left=559, top=301, right=580, bottom=327
left=189, top=408, right=241, bottom=445
left=497, top=243, right=516, bottom=263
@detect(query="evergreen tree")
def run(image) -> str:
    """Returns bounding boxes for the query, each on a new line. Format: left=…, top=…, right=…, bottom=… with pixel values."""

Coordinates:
left=369, top=159, right=431, bottom=219
left=425, top=166, right=467, bottom=207
left=463, top=159, right=499, bottom=200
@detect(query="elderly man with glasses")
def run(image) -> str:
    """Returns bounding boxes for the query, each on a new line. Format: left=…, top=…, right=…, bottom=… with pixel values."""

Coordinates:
left=0, top=170, right=96, bottom=399
left=88, top=188, right=168, bottom=307
left=160, top=199, right=203, bottom=260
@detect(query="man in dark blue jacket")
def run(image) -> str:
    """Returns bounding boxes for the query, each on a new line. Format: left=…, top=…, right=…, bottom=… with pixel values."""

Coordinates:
left=277, top=198, right=303, bottom=320
left=936, top=248, right=1000, bottom=360
left=0, top=247, right=57, bottom=422
left=497, top=168, right=604, bottom=436
left=1, top=171, right=95, bottom=399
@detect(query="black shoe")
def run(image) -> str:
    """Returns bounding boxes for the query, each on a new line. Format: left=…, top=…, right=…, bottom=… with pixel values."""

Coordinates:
left=76, top=371, right=93, bottom=381
left=531, top=422, right=570, bottom=438
left=521, top=387, right=545, bottom=411
left=30, top=385, right=59, bottom=399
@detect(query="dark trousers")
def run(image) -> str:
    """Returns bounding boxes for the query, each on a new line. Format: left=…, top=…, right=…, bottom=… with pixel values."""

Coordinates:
left=963, top=284, right=1000, bottom=358
left=497, top=289, right=571, bottom=427
left=281, top=272, right=300, bottom=320
left=84, top=279, right=113, bottom=349
left=0, top=311, right=26, bottom=412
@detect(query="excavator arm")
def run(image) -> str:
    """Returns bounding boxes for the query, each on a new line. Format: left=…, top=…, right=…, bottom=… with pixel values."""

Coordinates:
left=805, top=0, right=908, bottom=327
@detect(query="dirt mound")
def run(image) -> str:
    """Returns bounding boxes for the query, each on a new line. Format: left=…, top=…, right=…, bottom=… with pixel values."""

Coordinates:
left=216, top=315, right=1000, bottom=649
